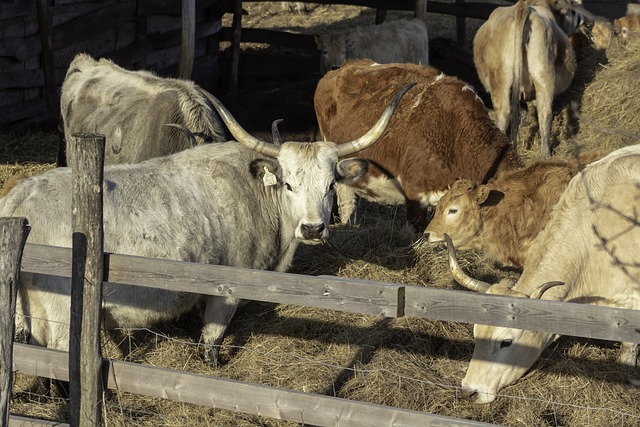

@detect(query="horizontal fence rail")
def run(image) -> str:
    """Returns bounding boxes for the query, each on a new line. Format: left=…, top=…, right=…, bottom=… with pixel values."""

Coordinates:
left=11, top=344, right=494, bottom=427
left=20, top=243, right=640, bottom=344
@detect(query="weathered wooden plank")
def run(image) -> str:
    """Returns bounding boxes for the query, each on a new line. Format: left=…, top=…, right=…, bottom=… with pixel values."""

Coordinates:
left=229, top=0, right=243, bottom=93
left=219, top=27, right=316, bottom=50
left=106, top=359, right=494, bottom=427
left=49, top=2, right=115, bottom=27
left=13, top=344, right=69, bottom=382
left=12, top=344, right=490, bottom=427
left=147, top=21, right=222, bottom=51
left=138, top=0, right=217, bottom=16
left=21, top=243, right=403, bottom=317
left=51, top=1, right=136, bottom=50
left=9, top=415, right=69, bottom=427
left=0, top=1, right=36, bottom=20
left=19, top=242, right=640, bottom=341
left=243, top=0, right=501, bottom=19
left=0, top=99, right=47, bottom=127
left=0, top=3, right=134, bottom=61
left=0, top=70, right=43, bottom=90
left=69, top=134, right=105, bottom=427
left=0, top=218, right=30, bottom=426
left=0, top=16, right=29, bottom=39
left=0, top=36, right=40, bottom=61
left=405, top=285, right=640, bottom=344
left=218, top=53, right=318, bottom=80
left=37, top=0, right=59, bottom=126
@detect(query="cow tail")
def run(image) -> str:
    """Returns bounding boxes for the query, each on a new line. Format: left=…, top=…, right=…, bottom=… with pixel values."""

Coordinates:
left=509, top=0, right=530, bottom=145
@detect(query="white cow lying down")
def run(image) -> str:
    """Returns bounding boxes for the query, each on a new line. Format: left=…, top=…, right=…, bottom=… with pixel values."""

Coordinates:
left=2, top=85, right=414, bottom=365
left=315, top=18, right=429, bottom=74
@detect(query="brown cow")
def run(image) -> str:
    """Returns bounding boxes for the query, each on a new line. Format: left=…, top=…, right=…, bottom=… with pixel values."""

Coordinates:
left=425, top=151, right=607, bottom=267
left=314, top=60, right=523, bottom=232
left=474, top=0, right=589, bottom=157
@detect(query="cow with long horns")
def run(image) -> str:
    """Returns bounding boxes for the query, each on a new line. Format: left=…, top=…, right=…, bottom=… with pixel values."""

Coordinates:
left=444, top=144, right=640, bottom=403
left=3, top=84, right=415, bottom=365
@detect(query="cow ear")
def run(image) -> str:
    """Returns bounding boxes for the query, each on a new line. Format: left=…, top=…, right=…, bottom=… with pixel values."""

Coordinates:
left=480, top=189, right=505, bottom=207
left=250, top=159, right=282, bottom=187
left=336, top=158, right=368, bottom=185
left=475, top=185, right=491, bottom=204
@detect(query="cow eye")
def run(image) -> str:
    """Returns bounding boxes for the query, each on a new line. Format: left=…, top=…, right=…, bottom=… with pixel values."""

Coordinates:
left=285, top=183, right=292, bottom=191
left=448, top=208, right=458, bottom=215
left=500, top=339, right=512, bottom=349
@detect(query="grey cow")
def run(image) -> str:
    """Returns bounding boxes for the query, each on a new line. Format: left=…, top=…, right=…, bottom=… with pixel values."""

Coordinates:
left=60, top=53, right=228, bottom=165
left=4, top=84, right=414, bottom=365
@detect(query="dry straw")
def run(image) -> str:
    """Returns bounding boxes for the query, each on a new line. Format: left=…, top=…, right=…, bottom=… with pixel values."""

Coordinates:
left=4, top=36, right=640, bottom=427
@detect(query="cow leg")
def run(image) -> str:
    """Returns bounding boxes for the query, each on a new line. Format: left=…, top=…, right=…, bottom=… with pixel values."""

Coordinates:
left=531, top=72, right=554, bottom=157
left=619, top=342, right=639, bottom=386
left=619, top=342, right=638, bottom=366
left=200, top=295, right=240, bottom=366
left=492, top=93, right=511, bottom=136
left=536, top=95, right=553, bottom=157
left=336, top=183, right=358, bottom=225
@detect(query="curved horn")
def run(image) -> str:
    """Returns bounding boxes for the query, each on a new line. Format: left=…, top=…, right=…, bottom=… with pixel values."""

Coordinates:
left=529, top=281, right=565, bottom=299
left=445, top=234, right=492, bottom=293
left=336, top=82, right=417, bottom=158
left=271, top=119, right=284, bottom=146
left=201, top=89, right=280, bottom=158
left=164, top=123, right=197, bottom=147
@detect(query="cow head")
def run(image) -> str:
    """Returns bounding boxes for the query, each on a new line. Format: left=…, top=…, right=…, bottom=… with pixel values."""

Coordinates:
left=315, top=32, right=349, bottom=73
left=202, top=84, right=415, bottom=244
left=547, top=0, right=595, bottom=36
left=444, top=234, right=566, bottom=404
left=425, top=180, right=504, bottom=249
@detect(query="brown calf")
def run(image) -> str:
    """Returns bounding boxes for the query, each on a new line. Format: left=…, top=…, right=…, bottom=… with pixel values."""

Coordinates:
left=425, top=151, right=608, bottom=267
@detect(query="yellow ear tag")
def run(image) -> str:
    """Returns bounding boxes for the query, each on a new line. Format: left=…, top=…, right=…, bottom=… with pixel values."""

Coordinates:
left=263, top=166, right=277, bottom=187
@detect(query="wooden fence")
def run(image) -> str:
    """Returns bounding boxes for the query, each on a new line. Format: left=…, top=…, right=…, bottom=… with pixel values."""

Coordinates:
left=3, top=235, right=640, bottom=425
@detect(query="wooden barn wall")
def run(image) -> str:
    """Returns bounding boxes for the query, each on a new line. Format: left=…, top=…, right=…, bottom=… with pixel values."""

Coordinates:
left=0, top=0, right=222, bottom=130
left=0, top=0, right=635, bottom=130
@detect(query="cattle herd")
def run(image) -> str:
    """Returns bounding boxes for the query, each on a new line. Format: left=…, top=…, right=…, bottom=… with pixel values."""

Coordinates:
left=2, top=0, right=639, bottom=418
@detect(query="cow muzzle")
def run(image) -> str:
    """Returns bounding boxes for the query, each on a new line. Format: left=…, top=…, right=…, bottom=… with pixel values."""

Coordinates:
left=299, top=222, right=327, bottom=243
left=461, top=386, right=496, bottom=404
left=424, top=231, right=443, bottom=243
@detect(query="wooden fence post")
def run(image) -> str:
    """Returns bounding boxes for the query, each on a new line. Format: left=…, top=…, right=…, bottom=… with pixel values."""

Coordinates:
left=415, top=0, right=427, bottom=21
left=69, top=133, right=105, bottom=427
left=0, top=217, right=30, bottom=425
left=36, top=0, right=59, bottom=126
left=178, top=0, right=196, bottom=80
left=229, top=0, right=243, bottom=94
left=455, top=0, right=466, bottom=46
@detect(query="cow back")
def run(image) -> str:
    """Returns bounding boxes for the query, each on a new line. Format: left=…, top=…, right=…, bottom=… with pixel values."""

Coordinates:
left=61, top=53, right=228, bottom=165
left=315, top=60, right=522, bottom=198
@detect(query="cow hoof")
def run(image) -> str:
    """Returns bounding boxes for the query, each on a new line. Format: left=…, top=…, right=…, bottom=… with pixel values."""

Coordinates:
left=204, top=345, right=221, bottom=367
